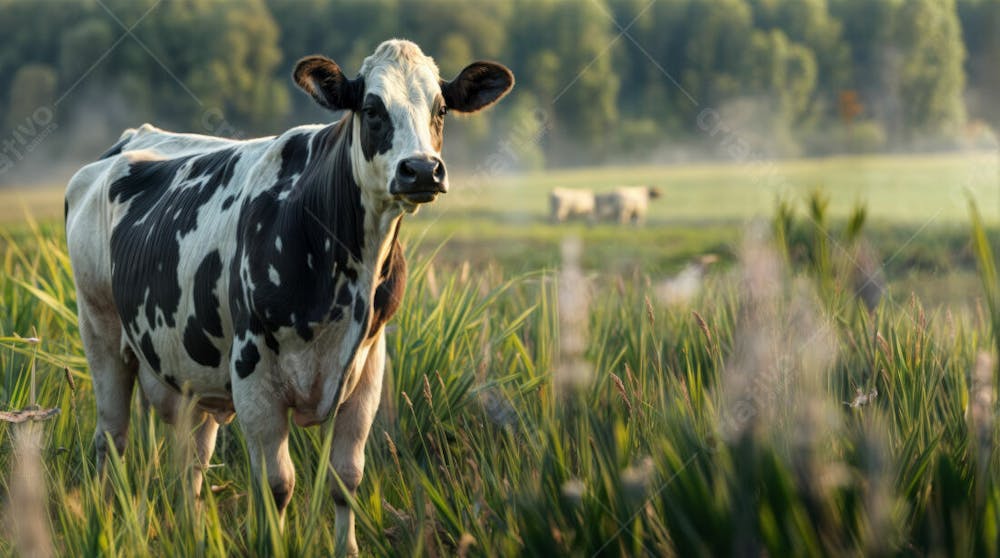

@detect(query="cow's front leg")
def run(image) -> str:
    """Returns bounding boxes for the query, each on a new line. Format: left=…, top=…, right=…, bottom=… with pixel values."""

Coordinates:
left=238, top=394, right=294, bottom=517
left=232, top=346, right=295, bottom=519
left=330, top=334, right=386, bottom=556
left=190, top=413, right=220, bottom=497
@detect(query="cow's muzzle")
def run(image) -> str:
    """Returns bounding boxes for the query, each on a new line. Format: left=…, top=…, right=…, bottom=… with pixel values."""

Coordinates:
left=391, top=156, right=447, bottom=203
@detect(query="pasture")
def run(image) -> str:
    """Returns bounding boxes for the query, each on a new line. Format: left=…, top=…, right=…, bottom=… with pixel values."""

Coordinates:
left=2, top=153, right=1000, bottom=556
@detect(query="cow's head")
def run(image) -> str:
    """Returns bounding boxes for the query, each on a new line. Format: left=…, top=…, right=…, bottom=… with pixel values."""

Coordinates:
left=293, top=39, right=513, bottom=209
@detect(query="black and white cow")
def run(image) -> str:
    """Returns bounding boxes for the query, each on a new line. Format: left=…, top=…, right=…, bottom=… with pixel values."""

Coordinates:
left=65, top=39, right=513, bottom=555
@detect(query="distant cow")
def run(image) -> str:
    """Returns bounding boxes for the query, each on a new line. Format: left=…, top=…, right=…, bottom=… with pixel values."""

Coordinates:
left=550, top=187, right=596, bottom=222
left=65, top=39, right=513, bottom=556
left=595, top=186, right=661, bottom=224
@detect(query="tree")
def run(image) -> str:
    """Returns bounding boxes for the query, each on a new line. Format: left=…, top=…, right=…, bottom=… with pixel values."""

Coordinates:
left=959, top=0, right=1000, bottom=129
left=99, top=0, right=288, bottom=133
left=893, top=0, right=966, bottom=140
left=8, top=64, right=57, bottom=123
left=748, top=0, right=848, bottom=124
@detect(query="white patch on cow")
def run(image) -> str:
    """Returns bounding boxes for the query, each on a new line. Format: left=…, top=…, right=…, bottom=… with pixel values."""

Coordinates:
left=256, top=223, right=262, bottom=233
left=325, top=238, right=331, bottom=252
left=268, top=265, right=281, bottom=286
left=275, top=236, right=282, bottom=253
left=307, top=253, right=313, bottom=269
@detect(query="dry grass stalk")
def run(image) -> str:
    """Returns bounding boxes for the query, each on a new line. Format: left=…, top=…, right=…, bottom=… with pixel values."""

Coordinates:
left=970, top=351, right=996, bottom=479
left=555, top=236, right=592, bottom=391
left=5, top=422, right=54, bottom=558
left=610, top=372, right=633, bottom=417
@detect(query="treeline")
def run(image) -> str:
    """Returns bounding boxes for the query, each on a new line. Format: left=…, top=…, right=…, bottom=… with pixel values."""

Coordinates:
left=0, top=0, right=998, bottom=180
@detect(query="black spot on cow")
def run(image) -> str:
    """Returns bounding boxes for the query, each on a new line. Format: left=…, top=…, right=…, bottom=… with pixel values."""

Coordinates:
left=109, top=148, right=240, bottom=339
left=192, top=251, right=224, bottom=337
left=329, top=306, right=344, bottom=322
left=336, top=283, right=353, bottom=307
left=278, top=133, right=310, bottom=181
left=221, top=195, right=237, bottom=210
left=183, top=250, right=226, bottom=365
left=98, top=136, right=129, bottom=160
left=353, top=292, right=366, bottom=323
left=235, top=342, right=260, bottom=378
left=139, top=332, right=161, bottom=373
left=263, top=327, right=280, bottom=354
left=360, top=94, right=394, bottom=161
left=183, top=316, right=221, bottom=367
left=163, top=374, right=181, bottom=392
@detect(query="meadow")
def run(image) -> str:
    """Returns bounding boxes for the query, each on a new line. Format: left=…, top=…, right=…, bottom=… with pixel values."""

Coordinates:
left=1, top=153, right=999, bottom=556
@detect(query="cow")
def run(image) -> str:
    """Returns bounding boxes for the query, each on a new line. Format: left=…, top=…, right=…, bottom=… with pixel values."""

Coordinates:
left=594, top=186, right=661, bottom=224
left=64, top=39, right=513, bottom=555
left=549, top=187, right=596, bottom=223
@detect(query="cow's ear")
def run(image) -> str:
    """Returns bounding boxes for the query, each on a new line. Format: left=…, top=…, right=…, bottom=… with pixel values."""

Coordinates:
left=293, top=55, right=363, bottom=112
left=441, top=61, right=514, bottom=113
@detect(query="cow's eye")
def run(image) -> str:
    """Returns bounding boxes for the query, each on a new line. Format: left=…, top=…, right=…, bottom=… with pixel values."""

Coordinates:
left=437, top=106, right=448, bottom=118
left=363, top=106, right=379, bottom=119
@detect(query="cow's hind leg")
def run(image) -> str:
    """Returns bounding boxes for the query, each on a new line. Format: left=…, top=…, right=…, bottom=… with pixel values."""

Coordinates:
left=137, top=369, right=220, bottom=496
left=331, top=334, right=387, bottom=557
left=79, top=303, right=138, bottom=473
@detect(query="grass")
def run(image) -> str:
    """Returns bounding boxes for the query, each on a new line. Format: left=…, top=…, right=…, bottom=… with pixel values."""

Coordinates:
left=1, top=155, right=999, bottom=555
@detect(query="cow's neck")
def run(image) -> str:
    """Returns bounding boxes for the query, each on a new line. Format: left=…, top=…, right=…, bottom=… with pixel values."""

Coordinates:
left=295, top=117, right=401, bottom=298
left=282, top=117, right=403, bottom=422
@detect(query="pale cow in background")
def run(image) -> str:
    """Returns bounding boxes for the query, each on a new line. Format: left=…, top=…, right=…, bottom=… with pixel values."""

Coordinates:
left=549, top=187, right=596, bottom=222
left=595, top=186, right=661, bottom=224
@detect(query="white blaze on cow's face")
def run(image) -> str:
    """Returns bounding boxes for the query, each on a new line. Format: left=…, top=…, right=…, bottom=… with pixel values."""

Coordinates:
left=293, top=39, right=514, bottom=209
left=354, top=41, right=446, bottom=206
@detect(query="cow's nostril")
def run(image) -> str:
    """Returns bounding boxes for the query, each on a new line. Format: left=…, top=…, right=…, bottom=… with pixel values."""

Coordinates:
left=433, top=161, right=445, bottom=182
left=399, top=161, right=417, bottom=179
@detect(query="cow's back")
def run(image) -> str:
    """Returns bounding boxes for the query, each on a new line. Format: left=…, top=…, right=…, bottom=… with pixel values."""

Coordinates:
left=66, top=125, right=251, bottom=299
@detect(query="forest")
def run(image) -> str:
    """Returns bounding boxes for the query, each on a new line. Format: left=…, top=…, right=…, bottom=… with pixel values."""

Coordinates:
left=0, top=0, right=998, bottom=182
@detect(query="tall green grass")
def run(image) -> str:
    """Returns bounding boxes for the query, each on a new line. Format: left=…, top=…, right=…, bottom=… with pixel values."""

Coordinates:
left=0, top=199, right=998, bottom=556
